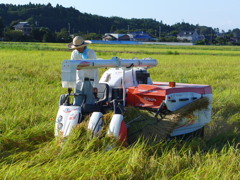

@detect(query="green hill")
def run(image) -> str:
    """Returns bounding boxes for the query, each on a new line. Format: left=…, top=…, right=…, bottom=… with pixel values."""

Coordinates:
left=0, top=3, right=173, bottom=35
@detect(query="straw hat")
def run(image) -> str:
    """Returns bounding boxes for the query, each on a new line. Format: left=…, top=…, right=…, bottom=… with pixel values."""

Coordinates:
left=68, top=36, right=92, bottom=49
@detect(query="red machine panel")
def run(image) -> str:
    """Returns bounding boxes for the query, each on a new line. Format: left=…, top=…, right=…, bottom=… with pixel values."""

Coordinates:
left=126, top=82, right=212, bottom=109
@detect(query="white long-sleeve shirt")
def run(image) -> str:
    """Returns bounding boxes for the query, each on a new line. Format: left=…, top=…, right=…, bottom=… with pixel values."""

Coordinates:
left=71, top=47, right=99, bottom=90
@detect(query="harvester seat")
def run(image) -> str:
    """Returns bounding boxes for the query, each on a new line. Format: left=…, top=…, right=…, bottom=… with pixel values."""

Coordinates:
left=82, top=83, right=109, bottom=114
left=96, top=83, right=109, bottom=105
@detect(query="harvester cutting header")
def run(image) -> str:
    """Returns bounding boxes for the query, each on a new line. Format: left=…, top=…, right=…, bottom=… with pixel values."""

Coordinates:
left=55, top=57, right=212, bottom=144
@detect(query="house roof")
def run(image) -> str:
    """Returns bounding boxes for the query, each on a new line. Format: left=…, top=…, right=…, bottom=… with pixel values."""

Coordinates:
left=134, top=34, right=151, bottom=39
left=13, top=22, right=30, bottom=29
left=131, top=31, right=149, bottom=35
left=178, top=31, right=194, bottom=37
left=103, top=33, right=151, bottom=41
left=104, top=33, right=126, bottom=39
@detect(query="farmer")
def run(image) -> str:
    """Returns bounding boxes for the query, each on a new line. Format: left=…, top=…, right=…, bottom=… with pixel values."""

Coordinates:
left=68, top=36, right=98, bottom=105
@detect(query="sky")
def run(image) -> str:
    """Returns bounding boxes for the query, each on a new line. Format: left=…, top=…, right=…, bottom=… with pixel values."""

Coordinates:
left=3, top=0, right=240, bottom=31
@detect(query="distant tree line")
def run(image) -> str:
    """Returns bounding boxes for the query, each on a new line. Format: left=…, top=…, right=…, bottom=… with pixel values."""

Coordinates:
left=0, top=3, right=240, bottom=45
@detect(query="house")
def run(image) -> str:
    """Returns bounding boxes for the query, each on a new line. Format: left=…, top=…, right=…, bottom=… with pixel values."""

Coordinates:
left=131, top=31, right=152, bottom=42
left=177, top=31, right=193, bottom=41
left=13, top=22, right=31, bottom=35
left=230, top=37, right=240, bottom=44
left=192, top=31, right=205, bottom=42
left=177, top=31, right=205, bottom=43
left=102, top=33, right=131, bottom=41
left=102, top=32, right=153, bottom=42
left=102, top=33, right=117, bottom=41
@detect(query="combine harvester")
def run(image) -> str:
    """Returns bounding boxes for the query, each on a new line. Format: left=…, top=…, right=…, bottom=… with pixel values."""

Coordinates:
left=55, top=57, right=212, bottom=144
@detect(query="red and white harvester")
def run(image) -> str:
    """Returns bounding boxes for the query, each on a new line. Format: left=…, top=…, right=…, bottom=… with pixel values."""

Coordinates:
left=55, top=57, right=212, bottom=143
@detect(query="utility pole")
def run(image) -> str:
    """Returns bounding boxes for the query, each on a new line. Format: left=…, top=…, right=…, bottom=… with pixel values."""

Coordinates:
left=68, top=23, right=70, bottom=34
left=211, top=28, right=213, bottom=44
left=159, top=26, right=161, bottom=40
left=127, top=25, right=130, bottom=34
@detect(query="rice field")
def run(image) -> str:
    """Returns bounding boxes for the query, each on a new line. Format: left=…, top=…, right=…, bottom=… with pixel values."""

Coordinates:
left=0, top=42, right=239, bottom=179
